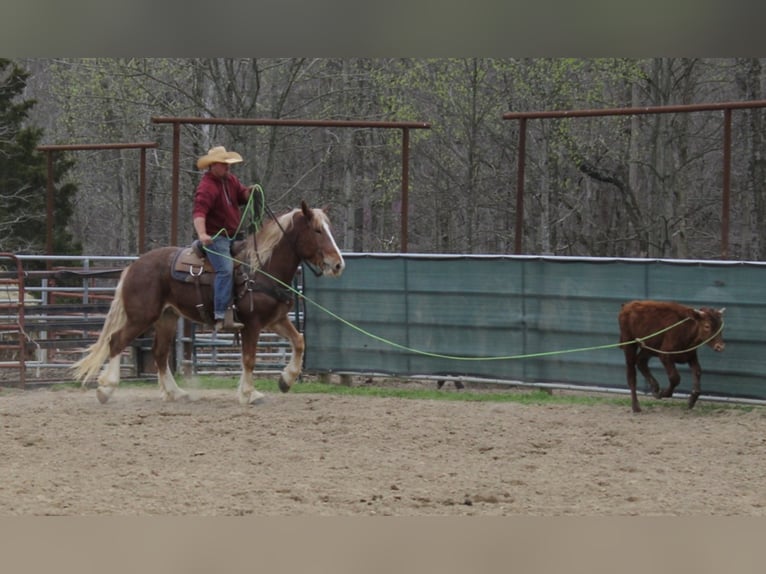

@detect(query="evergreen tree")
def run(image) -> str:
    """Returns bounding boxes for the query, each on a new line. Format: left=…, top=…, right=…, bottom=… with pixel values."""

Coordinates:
left=0, top=59, right=80, bottom=254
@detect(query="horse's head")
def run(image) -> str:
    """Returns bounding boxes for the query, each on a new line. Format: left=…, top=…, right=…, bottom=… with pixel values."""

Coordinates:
left=248, top=201, right=345, bottom=279
left=294, top=200, right=345, bottom=277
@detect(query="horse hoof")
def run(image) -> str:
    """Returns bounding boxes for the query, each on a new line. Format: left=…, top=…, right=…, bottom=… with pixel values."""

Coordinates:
left=278, top=376, right=290, bottom=393
left=96, top=386, right=113, bottom=404
left=249, top=393, right=266, bottom=405
left=164, top=390, right=190, bottom=402
left=237, top=390, right=265, bottom=405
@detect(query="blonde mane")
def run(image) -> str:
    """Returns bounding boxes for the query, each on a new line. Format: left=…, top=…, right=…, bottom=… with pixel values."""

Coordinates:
left=247, top=209, right=297, bottom=270
left=246, top=206, right=331, bottom=270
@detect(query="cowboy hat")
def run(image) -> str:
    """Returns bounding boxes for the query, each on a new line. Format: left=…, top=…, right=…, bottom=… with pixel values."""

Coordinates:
left=196, top=146, right=244, bottom=169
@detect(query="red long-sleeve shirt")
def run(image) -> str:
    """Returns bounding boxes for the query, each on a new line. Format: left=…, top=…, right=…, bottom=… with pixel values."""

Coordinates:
left=192, top=172, right=250, bottom=237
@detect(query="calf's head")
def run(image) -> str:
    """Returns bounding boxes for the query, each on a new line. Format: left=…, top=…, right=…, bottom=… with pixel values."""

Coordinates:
left=694, top=307, right=726, bottom=352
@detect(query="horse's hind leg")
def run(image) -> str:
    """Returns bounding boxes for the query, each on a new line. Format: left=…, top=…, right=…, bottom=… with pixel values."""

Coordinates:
left=153, top=309, right=189, bottom=402
left=96, top=323, right=149, bottom=404
left=96, top=351, right=123, bottom=404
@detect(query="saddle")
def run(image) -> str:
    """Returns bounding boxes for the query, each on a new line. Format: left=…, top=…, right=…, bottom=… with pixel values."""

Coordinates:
left=170, top=239, right=248, bottom=286
left=169, top=240, right=249, bottom=326
left=169, top=240, right=294, bottom=325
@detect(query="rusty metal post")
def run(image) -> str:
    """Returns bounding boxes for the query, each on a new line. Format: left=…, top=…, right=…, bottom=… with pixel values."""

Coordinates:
left=36, top=142, right=158, bottom=256
left=722, top=108, right=732, bottom=259
left=0, top=253, right=26, bottom=387
left=504, top=100, right=766, bottom=259
left=45, top=151, right=54, bottom=263
left=514, top=118, right=527, bottom=255
left=152, top=117, right=430, bottom=252
left=138, top=147, right=147, bottom=253
left=171, top=123, right=181, bottom=246
left=401, top=128, right=410, bottom=253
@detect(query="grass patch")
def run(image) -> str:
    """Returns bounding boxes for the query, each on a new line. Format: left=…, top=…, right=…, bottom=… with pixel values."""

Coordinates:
left=53, top=375, right=760, bottom=413
left=174, top=376, right=602, bottom=405
left=173, top=376, right=757, bottom=412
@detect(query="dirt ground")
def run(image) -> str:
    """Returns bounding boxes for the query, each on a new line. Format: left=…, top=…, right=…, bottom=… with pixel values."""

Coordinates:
left=1, top=379, right=764, bottom=516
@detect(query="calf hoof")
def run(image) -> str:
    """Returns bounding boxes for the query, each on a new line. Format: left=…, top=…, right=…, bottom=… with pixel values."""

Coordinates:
left=278, top=375, right=291, bottom=393
left=687, top=394, right=700, bottom=409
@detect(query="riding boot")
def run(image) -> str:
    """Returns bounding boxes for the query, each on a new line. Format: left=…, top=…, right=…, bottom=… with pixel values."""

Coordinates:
left=215, top=307, right=244, bottom=331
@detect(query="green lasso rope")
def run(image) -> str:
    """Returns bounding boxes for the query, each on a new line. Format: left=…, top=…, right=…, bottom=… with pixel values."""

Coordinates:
left=208, top=183, right=266, bottom=241
left=204, top=187, right=723, bottom=361
left=247, top=265, right=719, bottom=361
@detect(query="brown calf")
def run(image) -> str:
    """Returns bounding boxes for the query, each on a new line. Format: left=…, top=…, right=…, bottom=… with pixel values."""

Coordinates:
left=618, top=300, right=726, bottom=413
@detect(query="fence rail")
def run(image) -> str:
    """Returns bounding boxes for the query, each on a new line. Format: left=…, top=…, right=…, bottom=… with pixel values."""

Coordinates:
left=303, top=253, right=766, bottom=403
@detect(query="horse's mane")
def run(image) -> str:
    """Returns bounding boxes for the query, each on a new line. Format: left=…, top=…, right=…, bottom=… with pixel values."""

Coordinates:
left=245, top=206, right=329, bottom=270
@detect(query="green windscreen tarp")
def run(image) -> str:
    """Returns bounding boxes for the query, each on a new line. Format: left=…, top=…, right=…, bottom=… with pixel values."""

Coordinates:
left=302, top=254, right=766, bottom=401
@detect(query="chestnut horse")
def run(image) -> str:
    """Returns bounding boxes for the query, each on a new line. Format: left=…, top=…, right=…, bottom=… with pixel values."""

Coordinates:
left=72, top=201, right=345, bottom=405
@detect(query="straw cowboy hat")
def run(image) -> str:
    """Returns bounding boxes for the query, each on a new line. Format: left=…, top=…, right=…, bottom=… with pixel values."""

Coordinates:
left=196, top=146, right=244, bottom=169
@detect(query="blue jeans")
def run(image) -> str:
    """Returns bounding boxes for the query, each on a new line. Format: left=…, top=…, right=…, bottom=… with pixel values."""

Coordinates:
left=205, top=235, right=235, bottom=320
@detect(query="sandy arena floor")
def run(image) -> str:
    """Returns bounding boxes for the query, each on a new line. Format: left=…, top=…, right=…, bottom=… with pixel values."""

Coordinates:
left=1, top=382, right=764, bottom=516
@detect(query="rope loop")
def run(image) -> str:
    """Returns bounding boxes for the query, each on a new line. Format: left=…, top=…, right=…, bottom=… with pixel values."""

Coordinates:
left=636, top=317, right=725, bottom=355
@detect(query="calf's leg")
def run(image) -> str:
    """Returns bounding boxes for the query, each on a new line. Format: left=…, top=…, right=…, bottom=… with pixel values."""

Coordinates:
left=622, top=344, right=642, bottom=413
left=658, top=355, right=681, bottom=399
left=635, top=350, right=661, bottom=398
left=687, top=354, right=703, bottom=409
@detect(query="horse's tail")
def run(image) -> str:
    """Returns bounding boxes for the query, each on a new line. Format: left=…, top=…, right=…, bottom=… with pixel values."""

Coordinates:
left=70, top=268, right=129, bottom=385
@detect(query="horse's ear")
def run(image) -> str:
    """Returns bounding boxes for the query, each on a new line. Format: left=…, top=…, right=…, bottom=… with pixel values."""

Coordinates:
left=300, top=200, right=312, bottom=219
left=322, top=204, right=330, bottom=214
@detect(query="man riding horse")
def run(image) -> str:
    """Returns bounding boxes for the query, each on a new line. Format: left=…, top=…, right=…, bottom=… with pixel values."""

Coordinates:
left=192, top=145, right=262, bottom=331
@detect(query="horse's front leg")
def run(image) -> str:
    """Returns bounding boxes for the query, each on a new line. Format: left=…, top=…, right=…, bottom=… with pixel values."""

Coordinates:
left=237, top=328, right=265, bottom=405
left=269, top=316, right=305, bottom=393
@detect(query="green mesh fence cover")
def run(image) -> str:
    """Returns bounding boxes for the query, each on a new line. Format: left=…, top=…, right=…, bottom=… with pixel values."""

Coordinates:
left=302, top=254, right=766, bottom=401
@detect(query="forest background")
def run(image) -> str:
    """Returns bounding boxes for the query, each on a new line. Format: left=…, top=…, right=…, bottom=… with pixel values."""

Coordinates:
left=3, top=58, right=766, bottom=260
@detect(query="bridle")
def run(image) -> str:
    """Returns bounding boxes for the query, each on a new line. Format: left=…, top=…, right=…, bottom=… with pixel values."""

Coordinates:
left=252, top=203, right=326, bottom=279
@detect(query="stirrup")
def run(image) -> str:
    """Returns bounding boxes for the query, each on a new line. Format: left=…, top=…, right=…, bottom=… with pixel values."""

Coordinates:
left=215, top=308, right=244, bottom=331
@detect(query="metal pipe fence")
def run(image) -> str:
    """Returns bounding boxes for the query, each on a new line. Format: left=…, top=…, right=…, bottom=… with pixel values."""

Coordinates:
left=0, top=254, right=298, bottom=386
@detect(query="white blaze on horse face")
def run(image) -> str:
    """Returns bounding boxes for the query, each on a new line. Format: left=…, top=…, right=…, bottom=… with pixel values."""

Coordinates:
left=322, top=220, right=345, bottom=276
